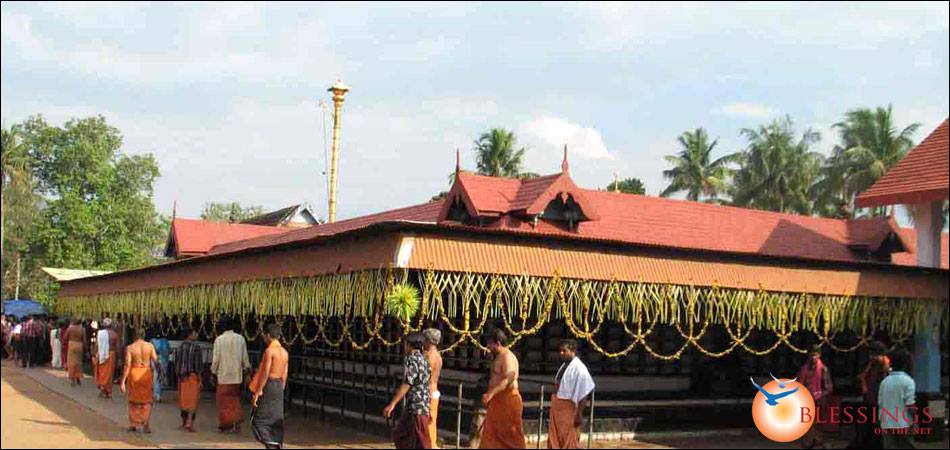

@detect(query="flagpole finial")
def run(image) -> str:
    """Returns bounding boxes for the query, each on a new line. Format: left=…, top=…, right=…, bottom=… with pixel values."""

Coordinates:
left=561, top=144, right=569, bottom=173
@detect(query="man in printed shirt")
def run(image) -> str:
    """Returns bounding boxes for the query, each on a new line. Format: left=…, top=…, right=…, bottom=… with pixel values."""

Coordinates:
left=211, top=318, right=251, bottom=433
left=383, top=332, right=432, bottom=449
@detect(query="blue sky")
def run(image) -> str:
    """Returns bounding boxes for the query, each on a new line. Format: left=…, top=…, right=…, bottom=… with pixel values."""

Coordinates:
left=2, top=2, right=948, bottom=220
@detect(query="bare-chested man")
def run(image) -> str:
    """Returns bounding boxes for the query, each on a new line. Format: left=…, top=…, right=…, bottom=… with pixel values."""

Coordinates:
left=250, top=323, right=289, bottom=449
left=423, top=328, right=444, bottom=448
left=120, top=328, right=158, bottom=433
left=479, top=330, right=526, bottom=449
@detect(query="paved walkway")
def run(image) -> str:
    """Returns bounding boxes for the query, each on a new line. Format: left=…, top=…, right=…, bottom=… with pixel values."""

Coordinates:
left=6, top=359, right=945, bottom=449
left=1, top=359, right=389, bottom=449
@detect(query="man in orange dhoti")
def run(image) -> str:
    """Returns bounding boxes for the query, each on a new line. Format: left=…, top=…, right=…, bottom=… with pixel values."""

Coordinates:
left=176, top=328, right=204, bottom=432
left=211, top=319, right=250, bottom=433
left=548, top=340, right=595, bottom=449
left=96, top=319, right=119, bottom=398
left=120, top=328, right=157, bottom=433
left=423, top=328, right=443, bottom=448
left=65, top=319, right=86, bottom=386
left=479, top=330, right=526, bottom=449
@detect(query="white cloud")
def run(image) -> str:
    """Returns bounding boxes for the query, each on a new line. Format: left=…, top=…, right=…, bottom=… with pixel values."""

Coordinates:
left=519, top=116, right=614, bottom=164
left=574, top=2, right=950, bottom=52
left=1, top=8, right=344, bottom=84
left=715, top=102, right=778, bottom=120
left=378, top=36, right=461, bottom=63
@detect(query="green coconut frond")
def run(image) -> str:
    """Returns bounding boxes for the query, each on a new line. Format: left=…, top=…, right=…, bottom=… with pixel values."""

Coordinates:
left=386, top=283, right=420, bottom=322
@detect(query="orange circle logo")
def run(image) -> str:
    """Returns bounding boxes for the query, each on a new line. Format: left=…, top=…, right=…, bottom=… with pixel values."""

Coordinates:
left=751, top=376, right=815, bottom=442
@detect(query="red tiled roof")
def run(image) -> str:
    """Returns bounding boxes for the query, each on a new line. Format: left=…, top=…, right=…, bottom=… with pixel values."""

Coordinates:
left=207, top=201, right=445, bottom=255
left=205, top=171, right=923, bottom=267
left=892, top=228, right=949, bottom=269
left=855, top=119, right=949, bottom=208
left=167, top=218, right=289, bottom=257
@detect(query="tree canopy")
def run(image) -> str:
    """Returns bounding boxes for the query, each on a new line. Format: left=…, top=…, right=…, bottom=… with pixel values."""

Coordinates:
left=200, top=202, right=265, bottom=223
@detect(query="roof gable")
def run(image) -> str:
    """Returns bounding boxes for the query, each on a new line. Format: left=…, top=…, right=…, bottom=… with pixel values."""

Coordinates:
left=165, top=218, right=288, bottom=258
left=856, top=118, right=949, bottom=207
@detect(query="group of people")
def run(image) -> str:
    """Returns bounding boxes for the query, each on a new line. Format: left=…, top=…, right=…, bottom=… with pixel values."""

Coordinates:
left=383, top=328, right=596, bottom=449
left=114, top=317, right=288, bottom=449
left=799, top=343, right=922, bottom=450
left=1, top=314, right=52, bottom=368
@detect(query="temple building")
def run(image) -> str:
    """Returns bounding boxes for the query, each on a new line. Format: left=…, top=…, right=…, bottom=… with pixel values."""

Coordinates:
left=57, top=145, right=948, bottom=435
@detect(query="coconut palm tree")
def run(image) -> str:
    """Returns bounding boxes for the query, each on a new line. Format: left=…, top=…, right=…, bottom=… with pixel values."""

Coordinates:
left=832, top=105, right=919, bottom=217
left=2, top=126, right=34, bottom=251
left=732, top=117, right=824, bottom=214
left=660, top=128, right=737, bottom=201
left=474, top=128, right=526, bottom=178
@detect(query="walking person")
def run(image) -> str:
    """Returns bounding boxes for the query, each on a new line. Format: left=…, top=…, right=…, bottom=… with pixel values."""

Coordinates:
left=547, top=339, right=595, bottom=449
left=20, top=315, right=41, bottom=368
left=11, top=318, right=23, bottom=361
left=60, top=319, right=69, bottom=369
left=64, top=318, right=87, bottom=386
left=878, top=349, right=917, bottom=449
left=96, top=318, right=119, bottom=398
left=250, top=324, right=289, bottom=449
left=479, top=330, right=526, bottom=449
left=848, top=341, right=890, bottom=449
left=423, top=328, right=444, bottom=448
left=175, top=327, right=204, bottom=432
left=2, top=316, right=11, bottom=359
left=50, top=320, right=63, bottom=369
left=120, top=328, right=158, bottom=434
left=150, top=331, right=170, bottom=402
left=383, top=332, right=433, bottom=449
left=797, top=345, right=833, bottom=449
left=211, top=317, right=250, bottom=433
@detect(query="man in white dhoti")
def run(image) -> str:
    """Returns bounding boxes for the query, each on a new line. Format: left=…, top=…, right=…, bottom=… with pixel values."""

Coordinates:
left=547, top=339, right=595, bottom=449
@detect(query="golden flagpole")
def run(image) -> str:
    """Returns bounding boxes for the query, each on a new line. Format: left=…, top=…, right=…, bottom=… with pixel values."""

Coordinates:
left=327, top=79, right=350, bottom=223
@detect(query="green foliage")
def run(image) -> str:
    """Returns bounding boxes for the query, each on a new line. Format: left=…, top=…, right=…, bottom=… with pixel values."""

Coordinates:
left=825, top=106, right=919, bottom=217
left=607, top=177, right=646, bottom=195
left=386, top=283, right=420, bottom=322
left=661, top=128, right=738, bottom=202
left=731, top=117, right=824, bottom=214
left=474, top=128, right=527, bottom=178
left=1, top=115, right=166, bottom=305
left=200, top=202, right=265, bottom=223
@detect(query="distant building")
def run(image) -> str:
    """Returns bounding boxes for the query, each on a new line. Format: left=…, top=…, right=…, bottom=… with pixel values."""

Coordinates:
left=240, top=204, right=320, bottom=228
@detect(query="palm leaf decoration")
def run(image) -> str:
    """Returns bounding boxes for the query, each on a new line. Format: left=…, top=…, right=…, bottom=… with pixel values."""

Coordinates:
left=386, top=283, right=420, bottom=322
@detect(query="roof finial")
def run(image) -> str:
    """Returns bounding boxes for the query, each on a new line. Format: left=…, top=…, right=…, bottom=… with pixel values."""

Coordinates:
left=172, top=200, right=177, bottom=220
left=455, top=148, right=461, bottom=175
left=613, top=172, right=620, bottom=192
left=561, top=144, right=569, bottom=173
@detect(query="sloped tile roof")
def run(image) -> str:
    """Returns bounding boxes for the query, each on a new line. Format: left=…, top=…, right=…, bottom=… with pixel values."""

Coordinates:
left=167, top=218, right=288, bottom=257
left=856, top=118, right=949, bottom=207
left=202, top=171, right=925, bottom=267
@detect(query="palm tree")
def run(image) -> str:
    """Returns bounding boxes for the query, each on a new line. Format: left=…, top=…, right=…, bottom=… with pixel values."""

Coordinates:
left=732, top=117, right=823, bottom=214
left=660, top=128, right=737, bottom=201
left=607, top=177, right=646, bottom=195
left=2, top=126, right=34, bottom=247
left=832, top=105, right=919, bottom=217
left=474, top=128, right=526, bottom=178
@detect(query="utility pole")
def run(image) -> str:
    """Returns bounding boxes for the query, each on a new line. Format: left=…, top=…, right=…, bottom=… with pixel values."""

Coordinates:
left=327, top=80, right=350, bottom=223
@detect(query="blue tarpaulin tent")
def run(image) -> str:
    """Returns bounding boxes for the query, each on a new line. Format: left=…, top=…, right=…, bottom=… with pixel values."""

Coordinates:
left=2, top=299, right=47, bottom=319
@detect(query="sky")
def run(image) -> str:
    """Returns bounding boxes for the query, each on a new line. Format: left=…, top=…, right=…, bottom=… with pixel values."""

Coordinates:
left=2, top=2, right=948, bottom=221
